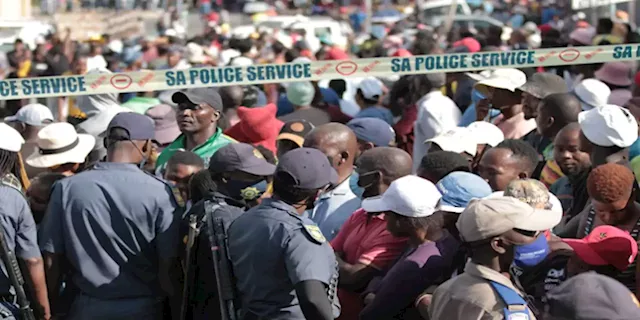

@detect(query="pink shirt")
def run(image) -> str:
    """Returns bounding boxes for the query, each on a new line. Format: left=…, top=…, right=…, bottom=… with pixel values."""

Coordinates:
left=492, top=112, right=537, bottom=139
left=331, top=209, right=408, bottom=320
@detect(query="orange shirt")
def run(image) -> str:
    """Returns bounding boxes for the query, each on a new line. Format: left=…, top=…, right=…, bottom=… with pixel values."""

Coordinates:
left=330, top=209, right=408, bottom=320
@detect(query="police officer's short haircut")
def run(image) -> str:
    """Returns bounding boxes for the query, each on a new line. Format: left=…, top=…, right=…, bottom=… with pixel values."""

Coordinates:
left=272, top=173, right=318, bottom=205
left=189, top=170, right=217, bottom=203
left=106, top=127, right=131, bottom=142
left=167, top=150, right=205, bottom=168
left=418, top=151, right=470, bottom=182
left=495, top=139, right=540, bottom=175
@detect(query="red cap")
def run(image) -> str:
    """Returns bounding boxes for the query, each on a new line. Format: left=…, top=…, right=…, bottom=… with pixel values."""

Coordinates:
left=452, top=37, right=481, bottom=53
left=392, top=48, right=412, bottom=57
left=563, top=225, right=638, bottom=271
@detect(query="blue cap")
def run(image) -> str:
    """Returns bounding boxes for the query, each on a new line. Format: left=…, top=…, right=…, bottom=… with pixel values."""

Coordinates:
left=107, top=113, right=155, bottom=141
left=347, top=118, right=396, bottom=147
left=209, top=143, right=275, bottom=176
left=546, top=272, right=640, bottom=319
left=436, top=172, right=492, bottom=213
left=275, top=147, right=338, bottom=190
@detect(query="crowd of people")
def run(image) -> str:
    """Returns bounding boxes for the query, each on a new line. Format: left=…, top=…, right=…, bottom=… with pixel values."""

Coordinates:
left=1, top=0, right=640, bottom=320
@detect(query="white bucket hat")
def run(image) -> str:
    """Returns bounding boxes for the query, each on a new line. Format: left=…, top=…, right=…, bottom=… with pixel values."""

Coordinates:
left=0, top=123, right=24, bottom=153
left=573, top=79, right=611, bottom=111
left=473, top=68, right=527, bottom=97
left=578, top=104, right=638, bottom=148
left=26, top=123, right=96, bottom=168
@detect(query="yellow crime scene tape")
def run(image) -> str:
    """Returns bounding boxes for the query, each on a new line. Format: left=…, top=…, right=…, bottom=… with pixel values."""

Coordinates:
left=0, top=44, right=638, bottom=100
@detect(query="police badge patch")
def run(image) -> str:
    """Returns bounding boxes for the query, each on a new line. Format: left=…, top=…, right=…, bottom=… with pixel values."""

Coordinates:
left=303, top=225, right=326, bottom=244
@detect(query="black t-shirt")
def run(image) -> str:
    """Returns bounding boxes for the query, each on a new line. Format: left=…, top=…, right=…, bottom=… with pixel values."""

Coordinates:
left=511, top=249, right=573, bottom=318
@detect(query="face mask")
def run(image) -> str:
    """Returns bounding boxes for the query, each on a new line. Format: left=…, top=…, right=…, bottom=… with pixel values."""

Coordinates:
left=349, top=172, right=365, bottom=199
left=513, top=234, right=550, bottom=268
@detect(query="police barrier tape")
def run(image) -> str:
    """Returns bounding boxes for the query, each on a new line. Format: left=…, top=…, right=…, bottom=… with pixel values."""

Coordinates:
left=1, top=44, right=639, bottom=100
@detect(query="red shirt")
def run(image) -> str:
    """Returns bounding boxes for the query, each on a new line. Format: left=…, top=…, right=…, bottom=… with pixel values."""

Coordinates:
left=330, top=209, right=408, bottom=320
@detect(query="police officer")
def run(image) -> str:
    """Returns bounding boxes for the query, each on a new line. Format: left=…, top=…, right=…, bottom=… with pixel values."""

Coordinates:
left=0, top=124, right=50, bottom=319
left=182, top=143, right=276, bottom=320
left=39, top=113, right=180, bottom=320
left=228, top=147, right=340, bottom=320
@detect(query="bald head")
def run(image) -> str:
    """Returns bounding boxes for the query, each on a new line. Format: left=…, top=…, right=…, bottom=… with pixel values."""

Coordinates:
left=537, top=93, right=582, bottom=138
left=219, top=86, right=244, bottom=110
left=357, top=147, right=413, bottom=184
left=303, top=123, right=359, bottom=181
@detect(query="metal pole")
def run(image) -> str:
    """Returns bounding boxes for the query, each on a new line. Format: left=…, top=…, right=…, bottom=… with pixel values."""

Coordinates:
left=439, top=0, right=458, bottom=43
left=364, top=0, right=372, bottom=35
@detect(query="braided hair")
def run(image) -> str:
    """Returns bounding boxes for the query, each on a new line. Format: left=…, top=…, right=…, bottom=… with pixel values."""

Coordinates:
left=0, top=149, right=29, bottom=190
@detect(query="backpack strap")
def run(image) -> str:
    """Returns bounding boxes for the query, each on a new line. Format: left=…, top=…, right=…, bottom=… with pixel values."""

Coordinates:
left=489, top=281, right=532, bottom=320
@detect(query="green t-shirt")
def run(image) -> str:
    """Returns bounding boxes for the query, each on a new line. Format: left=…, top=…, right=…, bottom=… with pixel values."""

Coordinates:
left=121, top=97, right=161, bottom=114
left=156, top=128, right=235, bottom=170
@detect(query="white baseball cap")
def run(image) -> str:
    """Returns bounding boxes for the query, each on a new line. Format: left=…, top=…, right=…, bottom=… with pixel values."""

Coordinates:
left=0, top=123, right=25, bottom=152
left=358, top=77, right=384, bottom=101
left=578, top=104, right=638, bottom=148
left=361, top=175, right=442, bottom=217
left=4, top=103, right=54, bottom=126
left=426, top=127, right=477, bottom=156
left=467, top=121, right=505, bottom=147
left=456, top=196, right=562, bottom=242
left=573, top=79, right=611, bottom=111
left=474, top=69, right=527, bottom=97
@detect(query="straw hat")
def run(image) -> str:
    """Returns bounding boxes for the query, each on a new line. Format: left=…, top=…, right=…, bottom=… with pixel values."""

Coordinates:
left=26, top=123, right=96, bottom=168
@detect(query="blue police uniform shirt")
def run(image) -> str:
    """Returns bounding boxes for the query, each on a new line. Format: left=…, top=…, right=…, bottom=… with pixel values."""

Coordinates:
left=0, top=182, right=41, bottom=295
left=228, top=198, right=339, bottom=320
left=39, top=162, right=179, bottom=300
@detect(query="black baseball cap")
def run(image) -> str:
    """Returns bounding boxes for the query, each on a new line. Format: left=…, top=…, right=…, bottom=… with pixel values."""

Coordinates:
left=546, top=272, right=640, bottom=319
left=277, top=120, right=315, bottom=147
left=172, top=88, right=223, bottom=111
left=209, top=143, right=275, bottom=176
left=107, top=113, right=155, bottom=141
left=275, top=147, right=338, bottom=190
